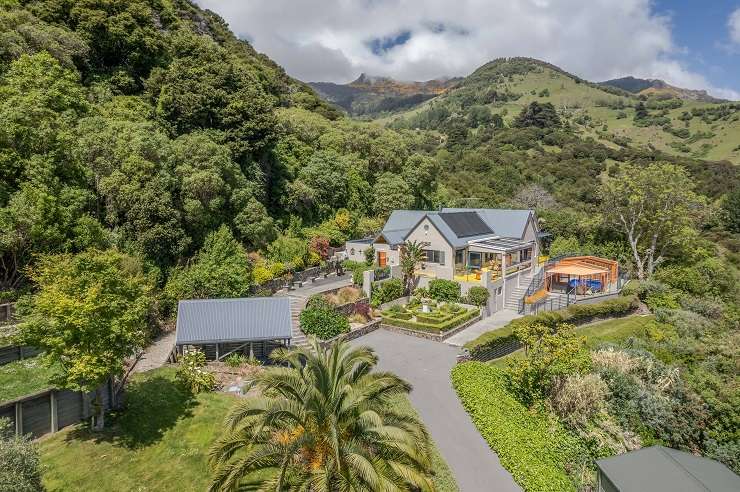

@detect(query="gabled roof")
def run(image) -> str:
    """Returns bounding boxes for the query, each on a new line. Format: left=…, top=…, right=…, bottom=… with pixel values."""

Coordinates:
left=175, top=297, right=292, bottom=345
left=376, top=208, right=535, bottom=247
left=596, top=446, right=740, bottom=492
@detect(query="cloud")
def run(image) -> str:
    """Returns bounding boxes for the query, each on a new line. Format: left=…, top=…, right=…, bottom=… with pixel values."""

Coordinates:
left=196, top=0, right=738, bottom=99
left=729, top=7, right=740, bottom=44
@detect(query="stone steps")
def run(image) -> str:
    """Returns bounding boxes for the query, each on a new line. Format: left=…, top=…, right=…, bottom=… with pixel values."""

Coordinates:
left=288, top=295, right=309, bottom=348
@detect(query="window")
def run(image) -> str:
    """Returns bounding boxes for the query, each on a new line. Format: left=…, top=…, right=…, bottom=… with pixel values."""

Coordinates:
left=520, top=248, right=532, bottom=261
left=423, top=249, right=445, bottom=264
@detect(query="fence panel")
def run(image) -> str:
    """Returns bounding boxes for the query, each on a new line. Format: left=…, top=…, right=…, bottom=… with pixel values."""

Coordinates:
left=56, top=390, right=84, bottom=429
left=0, top=345, right=43, bottom=366
left=22, top=394, right=52, bottom=438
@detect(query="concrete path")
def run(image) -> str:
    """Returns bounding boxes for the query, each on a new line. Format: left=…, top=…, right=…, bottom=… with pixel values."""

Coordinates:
left=132, top=331, right=176, bottom=373
left=445, top=309, right=522, bottom=347
left=351, top=330, right=521, bottom=492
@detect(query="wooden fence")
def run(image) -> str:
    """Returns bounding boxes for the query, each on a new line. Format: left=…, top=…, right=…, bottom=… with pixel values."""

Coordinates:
left=0, top=303, right=16, bottom=323
left=0, top=344, right=42, bottom=366
left=0, top=381, right=115, bottom=439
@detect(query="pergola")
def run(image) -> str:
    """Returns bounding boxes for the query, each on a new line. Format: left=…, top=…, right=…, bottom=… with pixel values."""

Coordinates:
left=544, top=256, right=618, bottom=295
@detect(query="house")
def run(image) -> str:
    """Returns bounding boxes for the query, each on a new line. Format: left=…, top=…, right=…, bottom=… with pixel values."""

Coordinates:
left=351, top=208, right=542, bottom=309
left=344, top=237, right=375, bottom=263
left=596, top=446, right=740, bottom=492
left=174, top=297, right=292, bottom=361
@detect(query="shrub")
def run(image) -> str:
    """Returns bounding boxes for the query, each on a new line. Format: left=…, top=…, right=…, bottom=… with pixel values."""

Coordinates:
left=550, top=374, right=608, bottom=426
left=428, top=279, right=461, bottom=302
left=224, top=353, right=249, bottom=368
left=452, top=363, right=586, bottom=491
left=0, top=418, right=43, bottom=492
left=336, top=286, right=362, bottom=305
left=299, top=306, right=349, bottom=340
left=176, top=351, right=216, bottom=393
left=382, top=308, right=478, bottom=333
left=364, top=246, right=375, bottom=265
left=371, top=278, right=404, bottom=306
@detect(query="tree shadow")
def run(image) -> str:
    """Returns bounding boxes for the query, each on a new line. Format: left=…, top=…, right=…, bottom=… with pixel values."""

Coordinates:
left=65, top=373, right=196, bottom=449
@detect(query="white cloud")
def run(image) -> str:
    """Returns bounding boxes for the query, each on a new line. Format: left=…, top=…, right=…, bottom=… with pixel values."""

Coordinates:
left=729, top=7, right=740, bottom=44
left=196, top=0, right=738, bottom=99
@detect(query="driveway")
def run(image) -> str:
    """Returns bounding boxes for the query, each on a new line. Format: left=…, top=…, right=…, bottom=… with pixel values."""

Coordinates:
left=445, top=309, right=522, bottom=347
left=351, top=330, right=521, bottom=492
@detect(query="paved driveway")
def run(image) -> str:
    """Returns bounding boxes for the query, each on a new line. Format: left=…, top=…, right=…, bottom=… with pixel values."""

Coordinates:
left=445, top=309, right=522, bottom=347
left=351, top=330, right=521, bottom=492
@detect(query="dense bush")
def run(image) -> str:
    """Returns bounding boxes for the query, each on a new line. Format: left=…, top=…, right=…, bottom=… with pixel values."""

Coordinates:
left=370, top=279, right=404, bottom=306
left=465, top=295, right=639, bottom=355
left=452, top=363, right=586, bottom=491
left=176, top=351, right=215, bottom=394
left=0, top=418, right=43, bottom=492
left=299, top=305, right=350, bottom=340
left=466, top=286, right=489, bottom=307
left=428, top=279, right=461, bottom=302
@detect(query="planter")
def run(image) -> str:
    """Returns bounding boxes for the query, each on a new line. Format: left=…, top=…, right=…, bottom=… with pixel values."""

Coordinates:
left=381, top=313, right=481, bottom=343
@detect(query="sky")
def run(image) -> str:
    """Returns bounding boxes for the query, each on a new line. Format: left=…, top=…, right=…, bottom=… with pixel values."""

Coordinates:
left=196, top=0, right=740, bottom=100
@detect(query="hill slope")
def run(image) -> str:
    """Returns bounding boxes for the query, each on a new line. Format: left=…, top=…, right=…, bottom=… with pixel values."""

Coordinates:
left=309, top=74, right=459, bottom=117
left=379, top=58, right=740, bottom=164
left=600, top=76, right=723, bottom=103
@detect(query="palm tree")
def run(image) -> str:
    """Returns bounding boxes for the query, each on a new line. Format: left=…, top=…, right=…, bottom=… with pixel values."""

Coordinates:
left=208, top=338, right=434, bottom=491
left=400, top=240, right=426, bottom=295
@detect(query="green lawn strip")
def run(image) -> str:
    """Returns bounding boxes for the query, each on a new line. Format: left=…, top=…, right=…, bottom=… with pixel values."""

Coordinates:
left=0, top=357, right=58, bottom=403
left=487, top=315, right=655, bottom=369
left=40, top=367, right=456, bottom=491
left=40, top=367, right=239, bottom=492
left=452, top=362, right=585, bottom=492
left=390, top=395, right=459, bottom=492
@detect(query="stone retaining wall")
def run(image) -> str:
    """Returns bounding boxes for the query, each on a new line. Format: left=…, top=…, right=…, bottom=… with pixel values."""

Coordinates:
left=318, top=319, right=381, bottom=348
left=381, top=313, right=482, bottom=343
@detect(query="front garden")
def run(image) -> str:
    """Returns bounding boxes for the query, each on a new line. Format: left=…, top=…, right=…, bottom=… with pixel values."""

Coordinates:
left=382, top=298, right=479, bottom=333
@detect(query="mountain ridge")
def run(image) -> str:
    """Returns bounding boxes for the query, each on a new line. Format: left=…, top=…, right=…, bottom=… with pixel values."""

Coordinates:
left=600, top=76, right=724, bottom=103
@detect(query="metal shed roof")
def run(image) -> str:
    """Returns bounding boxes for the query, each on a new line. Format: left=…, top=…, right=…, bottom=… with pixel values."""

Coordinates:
left=175, top=297, right=292, bottom=345
left=596, top=446, right=740, bottom=492
left=467, top=236, right=534, bottom=253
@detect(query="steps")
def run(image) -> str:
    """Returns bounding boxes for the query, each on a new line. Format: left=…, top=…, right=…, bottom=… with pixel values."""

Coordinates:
left=288, top=295, right=309, bottom=348
left=503, top=274, right=536, bottom=311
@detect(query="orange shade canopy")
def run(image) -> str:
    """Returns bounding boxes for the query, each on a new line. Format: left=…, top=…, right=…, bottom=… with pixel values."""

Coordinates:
left=547, top=264, right=608, bottom=276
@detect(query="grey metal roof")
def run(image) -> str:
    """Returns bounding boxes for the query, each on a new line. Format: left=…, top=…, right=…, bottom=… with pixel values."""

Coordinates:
left=441, top=208, right=534, bottom=239
left=377, top=208, right=535, bottom=247
left=596, top=446, right=740, bottom=492
left=175, top=297, right=292, bottom=345
left=346, top=237, right=375, bottom=245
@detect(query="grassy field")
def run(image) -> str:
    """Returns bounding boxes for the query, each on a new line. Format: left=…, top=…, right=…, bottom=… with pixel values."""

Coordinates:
left=489, top=314, right=655, bottom=368
left=0, top=357, right=57, bottom=403
left=40, top=367, right=458, bottom=491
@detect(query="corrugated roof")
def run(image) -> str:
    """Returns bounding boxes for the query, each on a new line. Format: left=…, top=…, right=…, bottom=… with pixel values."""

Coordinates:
left=596, top=446, right=740, bottom=492
left=175, top=297, right=292, bottom=345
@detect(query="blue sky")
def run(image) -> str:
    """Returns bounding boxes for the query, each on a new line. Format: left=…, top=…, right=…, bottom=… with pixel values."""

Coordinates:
left=653, top=0, right=739, bottom=94
left=197, top=0, right=740, bottom=99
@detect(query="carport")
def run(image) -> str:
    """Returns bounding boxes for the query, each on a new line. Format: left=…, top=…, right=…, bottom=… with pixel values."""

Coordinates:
left=174, top=297, right=292, bottom=361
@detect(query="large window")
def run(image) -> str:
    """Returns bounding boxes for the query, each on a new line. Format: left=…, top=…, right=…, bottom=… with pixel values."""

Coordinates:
left=520, top=248, right=532, bottom=262
left=424, top=249, right=445, bottom=265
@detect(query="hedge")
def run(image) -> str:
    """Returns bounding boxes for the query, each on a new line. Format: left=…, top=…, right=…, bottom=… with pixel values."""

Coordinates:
left=299, top=307, right=350, bottom=340
left=382, top=308, right=478, bottom=333
left=452, top=363, right=584, bottom=491
left=465, top=295, right=639, bottom=356
left=428, top=279, right=461, bottom=302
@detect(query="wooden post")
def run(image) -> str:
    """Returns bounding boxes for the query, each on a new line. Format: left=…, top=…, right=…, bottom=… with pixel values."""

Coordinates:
left=15, top=402, right=22, bottom=436
left=215, top=343, right=220, bottom=361
left=50, top=391, right=58, bottom=433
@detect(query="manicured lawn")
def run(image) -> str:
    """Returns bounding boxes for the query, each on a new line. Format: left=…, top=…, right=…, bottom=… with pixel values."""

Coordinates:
left=40, top=367, right=237, bottom=491
left=40, top=367, right=458, bottom=491
left=0, top=357, right=57, bottom=403
left=488, top=314, right=655, bottom=368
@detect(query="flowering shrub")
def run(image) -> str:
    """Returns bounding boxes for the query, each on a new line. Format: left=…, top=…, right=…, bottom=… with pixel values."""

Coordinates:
left=176, top=351, right=215, bottom=393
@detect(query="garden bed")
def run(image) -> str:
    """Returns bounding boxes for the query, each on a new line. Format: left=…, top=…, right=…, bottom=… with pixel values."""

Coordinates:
left=381, top=299, right=480, bottom=340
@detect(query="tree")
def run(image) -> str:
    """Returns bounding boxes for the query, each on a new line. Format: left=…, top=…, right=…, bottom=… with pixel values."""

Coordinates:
left=0, top=418, right=43, bottom=492
left=164, top=226, right=251, bottom=312
left=372, top=172, right=413, bottom=218
left=19, top=249, right=153, bottom=429
left=402, top=153, right=439, bottom=208
left=400, top=240, right=427, bottom=295
left=208, top=339, right=433, bottom=491
left=721, top=188, right=740, bottom=233
left=513, top=101, right=561, bottom=129
left=600, top=163, right=706, bottom=279
left=511, top=183, right=557, bottom=210
left=507, top=322, right=591, bottom=406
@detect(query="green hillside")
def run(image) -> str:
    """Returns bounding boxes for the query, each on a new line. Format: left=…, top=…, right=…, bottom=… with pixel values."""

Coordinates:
left=385, top=58, right=740, bottom=164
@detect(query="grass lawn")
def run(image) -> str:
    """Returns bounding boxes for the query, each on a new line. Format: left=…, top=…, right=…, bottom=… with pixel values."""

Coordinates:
left=0, top=357, right=57, bottom=403
left=489, top=314, right=655, bottom=369
left=40, top=367, right=458, bottom=491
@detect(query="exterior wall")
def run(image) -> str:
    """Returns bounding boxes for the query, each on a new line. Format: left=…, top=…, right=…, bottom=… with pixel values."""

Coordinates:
left=404, top=217, right=455, bottom=280
left=373, top=243, right=400, bottom=267
left=522, top=214, right=541, bottom=258
left=345, top=241, right=372, bottom=263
